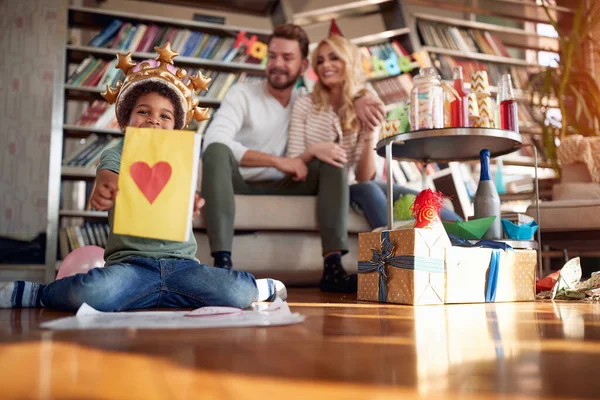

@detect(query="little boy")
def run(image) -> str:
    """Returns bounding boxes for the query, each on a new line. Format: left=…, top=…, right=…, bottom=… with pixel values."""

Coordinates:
left=0, top=43, right=285, bottom=311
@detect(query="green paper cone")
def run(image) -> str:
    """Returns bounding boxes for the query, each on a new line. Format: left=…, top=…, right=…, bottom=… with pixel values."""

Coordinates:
left=442, top=216, right=497, bottom=240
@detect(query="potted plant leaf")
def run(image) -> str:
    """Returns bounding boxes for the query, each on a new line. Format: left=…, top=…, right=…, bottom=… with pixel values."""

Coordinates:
left=527, top=0, right=600, bottom=175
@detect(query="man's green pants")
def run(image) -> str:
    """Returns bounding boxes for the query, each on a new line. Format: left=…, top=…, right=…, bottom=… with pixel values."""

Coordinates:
left=201, top=143, right=349, bottom=256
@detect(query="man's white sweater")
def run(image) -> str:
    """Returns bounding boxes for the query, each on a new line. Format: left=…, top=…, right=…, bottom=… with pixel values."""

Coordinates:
left=202, top=82, right=300, bottom=181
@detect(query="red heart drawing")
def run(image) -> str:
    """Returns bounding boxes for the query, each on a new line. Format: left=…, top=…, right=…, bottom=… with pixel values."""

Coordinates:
left=129, top=161, right=172, bottom=204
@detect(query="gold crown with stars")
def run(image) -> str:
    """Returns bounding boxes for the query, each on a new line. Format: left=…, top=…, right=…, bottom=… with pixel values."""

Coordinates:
left=101, top=42, right=212, bottom=129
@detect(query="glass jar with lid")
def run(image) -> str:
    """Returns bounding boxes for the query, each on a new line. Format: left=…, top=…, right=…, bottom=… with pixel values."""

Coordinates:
left=410, top=68, right=444, bottom=130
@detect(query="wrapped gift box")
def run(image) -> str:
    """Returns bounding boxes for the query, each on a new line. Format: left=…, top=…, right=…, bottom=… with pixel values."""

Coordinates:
left=357, top=227, right=451, bottom=305
left=445, top=247, right=537, bottom=303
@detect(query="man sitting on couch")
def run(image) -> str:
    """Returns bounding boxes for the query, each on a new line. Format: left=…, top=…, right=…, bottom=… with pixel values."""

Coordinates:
left=201, top=24, right=386, bottom=293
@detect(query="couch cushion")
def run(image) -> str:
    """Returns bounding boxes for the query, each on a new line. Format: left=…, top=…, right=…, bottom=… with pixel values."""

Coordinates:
left=553, top=183, right=600, bottom=200
left=526, top=199, right=600, bottom=232
left=195, top=195, right=372, bottom=233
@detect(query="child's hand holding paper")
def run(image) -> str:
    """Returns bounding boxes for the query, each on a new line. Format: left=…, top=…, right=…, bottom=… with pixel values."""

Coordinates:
left=90, top=169, right=118, bottom=211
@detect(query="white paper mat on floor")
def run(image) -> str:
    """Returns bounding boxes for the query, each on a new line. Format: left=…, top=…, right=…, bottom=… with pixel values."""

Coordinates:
left=41, top=298, right=304, bottom=330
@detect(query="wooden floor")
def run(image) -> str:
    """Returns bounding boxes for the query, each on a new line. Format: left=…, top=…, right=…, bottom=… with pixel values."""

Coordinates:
left=1, top=289, right=600, bottom=399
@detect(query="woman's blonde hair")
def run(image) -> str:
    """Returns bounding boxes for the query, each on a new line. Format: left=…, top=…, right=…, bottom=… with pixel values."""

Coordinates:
left=311, top=35, right=366, bottom=132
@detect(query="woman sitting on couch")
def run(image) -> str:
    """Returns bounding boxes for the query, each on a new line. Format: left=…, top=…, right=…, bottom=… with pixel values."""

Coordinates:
left=286, top=35, right=461, bottom=229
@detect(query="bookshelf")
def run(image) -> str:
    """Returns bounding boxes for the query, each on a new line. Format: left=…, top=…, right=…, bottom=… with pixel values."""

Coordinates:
left=59, top=210, right=108, bottom=219
left=43, top=5, right=277, bottom=282
left=67, top=45, right=267, bottom=74
left=296, top=0, right=416, bottom=100
left=68, top=6, right=272, bottom=38
left=404, top=0, right=575, bottom=25
left=61, top=166, right=98, bottom=180
left=421, top=46, right=536, bottom=67
left=351, top=27, right=411, bottom=46
left=401, top=0, right=561, bottom=225
left=291, top=0, right=396, bottom=26
left=64, top=84, right=223, bottom=108
left=413, top=13, right=560, bottom=53
left=408, top=3, right=560, bottom=152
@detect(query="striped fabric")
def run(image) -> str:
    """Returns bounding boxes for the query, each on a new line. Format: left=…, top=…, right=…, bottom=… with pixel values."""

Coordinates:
left=286, top=94, right=365, bottom=183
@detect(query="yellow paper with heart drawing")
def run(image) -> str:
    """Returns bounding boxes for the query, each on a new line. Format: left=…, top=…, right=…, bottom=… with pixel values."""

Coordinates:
left=113, top=127, right=201, bottom=242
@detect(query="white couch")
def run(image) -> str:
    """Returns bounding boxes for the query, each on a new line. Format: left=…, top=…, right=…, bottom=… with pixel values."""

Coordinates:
left=193, top=195, right=371, bottom=285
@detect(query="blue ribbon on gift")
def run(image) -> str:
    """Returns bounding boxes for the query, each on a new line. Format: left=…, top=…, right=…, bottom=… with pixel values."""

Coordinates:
left=449, top=234, right=506, bottom=302
left=358, top=231, right=444, bottom=302
left=448, top=234, right=513, bottom=251
left=485, top=249, right=501, bottom=302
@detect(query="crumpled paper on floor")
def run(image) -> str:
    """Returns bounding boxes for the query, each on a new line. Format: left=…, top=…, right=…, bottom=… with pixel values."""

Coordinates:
left=537, top=257, right=600, bottom=301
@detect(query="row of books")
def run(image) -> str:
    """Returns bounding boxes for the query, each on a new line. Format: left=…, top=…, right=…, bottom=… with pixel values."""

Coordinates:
left=63, top=135, right=121, bottom=167
left=190, top=69, right=264, bottom=100
left=66, top=56, right=124, bottom=88
left=66, top=57, right=265, bottom=98
left=429, top=53, right=529, bottom=89
left=418, top=21, right=511, bottom=58
left=371, top=73, right=413, bottom=105
left=59, top=224, right=109, bottom=258
left=87, top=19, right=259, bottom=64
left=74, top=101, right=118, bottom=129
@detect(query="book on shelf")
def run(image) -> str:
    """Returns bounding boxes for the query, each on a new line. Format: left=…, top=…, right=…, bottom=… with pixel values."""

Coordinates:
left=371, top=72, right=413, bottom=105
left=429, top=53, right=529, bottom=89
left=417, top=21, right=512, bottom=59
left=59, top=223, right=109, bottom=258
left=182, top=68, right=264, bottom=100
left=73, top=100, right=119, bottom=129
left=85, top=19, right=263, bottom=64
left=66, top=58, right=266, bottom=101
left=66, top=56, right=124, bottom=88
left=63, top=136, right=122, bottom=168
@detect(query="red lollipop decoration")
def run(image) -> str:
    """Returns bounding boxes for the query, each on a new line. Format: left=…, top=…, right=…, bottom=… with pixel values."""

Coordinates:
left=412, top=189, right=447, bottom=229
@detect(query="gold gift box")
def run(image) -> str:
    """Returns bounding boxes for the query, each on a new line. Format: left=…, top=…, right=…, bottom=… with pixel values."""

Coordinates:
left=358, top=228, right=537, bottom=305
left=445, top=247, right=537, bottom=303
left=357, top=227, right=451, bottom=305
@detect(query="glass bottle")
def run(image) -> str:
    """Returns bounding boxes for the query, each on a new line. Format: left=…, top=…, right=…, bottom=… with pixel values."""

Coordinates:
left=474, top=149, right=502, bottom=240
left=499, top=74, right=519, bottom=134
left=450, top=66, right=468, bottom=127
left=410, top=68, right=444, bottom=130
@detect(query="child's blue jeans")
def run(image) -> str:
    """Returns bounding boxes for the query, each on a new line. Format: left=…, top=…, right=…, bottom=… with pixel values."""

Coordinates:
left=39, top=257, right=258, bottom=312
